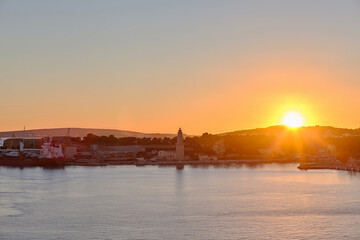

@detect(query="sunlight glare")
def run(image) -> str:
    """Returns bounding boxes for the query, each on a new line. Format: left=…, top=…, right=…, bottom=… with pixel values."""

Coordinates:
left=282, top=111, right=304, bottom=128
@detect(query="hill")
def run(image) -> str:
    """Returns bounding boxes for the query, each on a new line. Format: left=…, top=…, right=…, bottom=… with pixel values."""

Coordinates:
left=1, top=125, right=359, bottom=139
left=223, top=125, right=360, bottom=137
left=0, top=128, right=176, bottom=138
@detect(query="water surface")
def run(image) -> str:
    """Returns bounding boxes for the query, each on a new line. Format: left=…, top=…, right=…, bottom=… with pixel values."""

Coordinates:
left=1, top=164, right=360, bottom=239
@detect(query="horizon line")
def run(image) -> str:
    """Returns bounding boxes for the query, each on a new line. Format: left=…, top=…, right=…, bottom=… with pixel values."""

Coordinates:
left=0, top=124, right=359, bottom=136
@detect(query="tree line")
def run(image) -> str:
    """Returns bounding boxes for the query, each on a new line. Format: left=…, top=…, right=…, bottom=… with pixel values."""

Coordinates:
left=79, top=132, right=360, bottom=160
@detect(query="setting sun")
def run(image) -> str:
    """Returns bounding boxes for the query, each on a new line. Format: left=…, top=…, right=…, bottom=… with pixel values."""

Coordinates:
left=282, top=111, right=304, bottom=128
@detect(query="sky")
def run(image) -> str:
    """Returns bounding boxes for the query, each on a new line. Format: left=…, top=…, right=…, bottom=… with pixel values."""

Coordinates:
left=1, top=0, right=360, bottom=134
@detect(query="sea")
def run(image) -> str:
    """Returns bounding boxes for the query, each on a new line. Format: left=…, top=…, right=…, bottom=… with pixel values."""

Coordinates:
left=1, top=163, right=360, bottom=240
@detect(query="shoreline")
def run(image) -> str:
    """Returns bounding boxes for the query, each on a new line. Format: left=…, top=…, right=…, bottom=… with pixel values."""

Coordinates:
left=0, top=158, right=297, bottom=168
left=298, top=163, right=360, bottom=172
left=2, top=158, right=360, bottom=173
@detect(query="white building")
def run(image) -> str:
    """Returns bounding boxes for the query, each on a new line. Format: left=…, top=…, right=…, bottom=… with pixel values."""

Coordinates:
left=0, top=138, right=8, bottom=147
left=158, top=150, right=176, bottom=159
left=40, top=140, right=64, bottom=159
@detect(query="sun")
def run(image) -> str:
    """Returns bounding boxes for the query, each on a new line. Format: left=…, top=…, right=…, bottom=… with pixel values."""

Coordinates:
left=282, top=111, right=304, bottom=128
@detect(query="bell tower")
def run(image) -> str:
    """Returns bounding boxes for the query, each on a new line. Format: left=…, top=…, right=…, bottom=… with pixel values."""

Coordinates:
left=176, top=128, right=185, bottom=161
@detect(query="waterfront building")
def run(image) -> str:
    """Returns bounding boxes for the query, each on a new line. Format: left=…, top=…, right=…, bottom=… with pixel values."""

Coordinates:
left=199, top=155, right=217, bottom=162
left=176, top=128, right=185, bottom=161
left=0, top=138, right=8, bottom=147
left=97, top=145, right=145, bottom=155
left=157, top=150, right=176, bottom=159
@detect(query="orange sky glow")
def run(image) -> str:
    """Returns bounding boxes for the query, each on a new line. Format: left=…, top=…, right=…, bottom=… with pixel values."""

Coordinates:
left=1, top=1, right=359, bottom=134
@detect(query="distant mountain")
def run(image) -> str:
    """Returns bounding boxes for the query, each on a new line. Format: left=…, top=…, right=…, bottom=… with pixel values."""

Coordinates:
left=0, top=128, right=177, bottom=138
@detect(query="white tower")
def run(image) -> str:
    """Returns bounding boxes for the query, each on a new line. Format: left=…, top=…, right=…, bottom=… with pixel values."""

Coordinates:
left=176, top=128, right=185, bottom=161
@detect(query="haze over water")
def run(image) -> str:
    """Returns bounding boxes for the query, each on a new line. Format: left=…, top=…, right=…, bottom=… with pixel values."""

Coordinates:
left=1, top=164, right=360, bottom=239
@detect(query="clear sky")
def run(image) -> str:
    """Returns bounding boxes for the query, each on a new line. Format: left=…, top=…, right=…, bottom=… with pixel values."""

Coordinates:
left=1, top=0, right=359, bottom=134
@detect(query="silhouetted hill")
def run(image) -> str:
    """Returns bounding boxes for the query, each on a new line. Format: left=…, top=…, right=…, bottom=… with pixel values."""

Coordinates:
left=224, top=125, right=360, bottom=137
left=0, top=128, right=176, bottom=138
left=1, top=126, right=359, bottom=139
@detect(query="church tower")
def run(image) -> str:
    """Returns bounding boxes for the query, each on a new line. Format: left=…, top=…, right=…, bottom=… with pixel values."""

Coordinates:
left=176, top=128, right=185, bottom=161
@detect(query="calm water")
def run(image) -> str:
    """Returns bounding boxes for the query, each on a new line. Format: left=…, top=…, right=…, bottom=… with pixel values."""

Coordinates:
left=1, top=164, right=360, bottom=239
